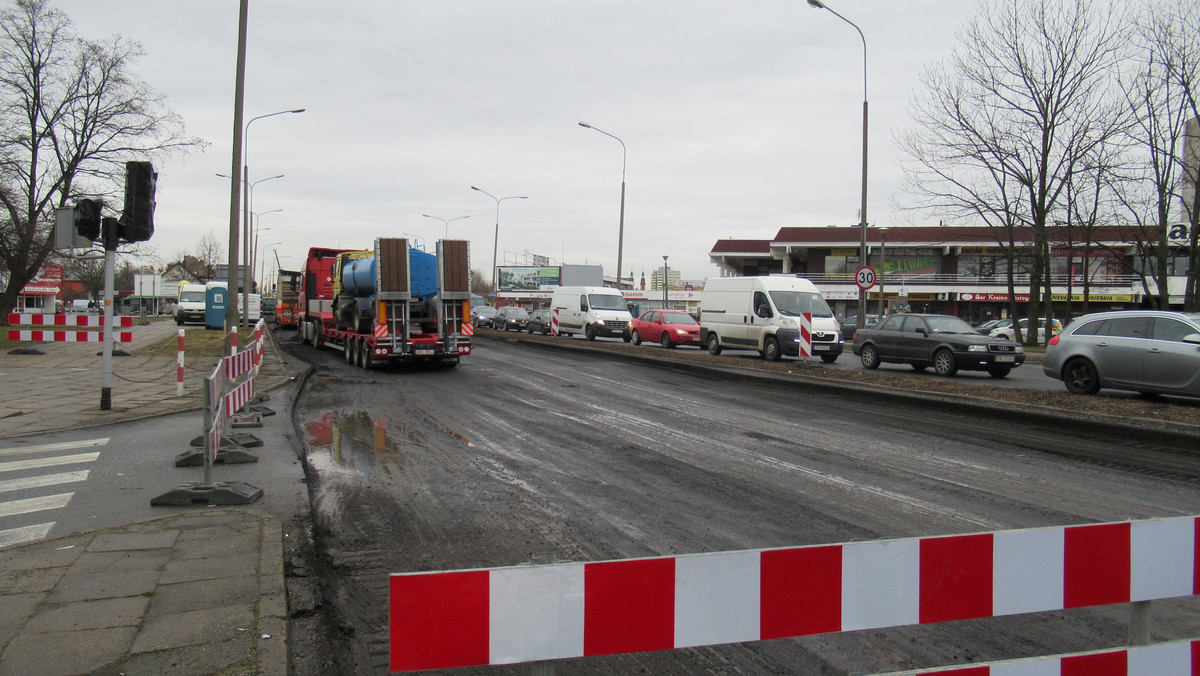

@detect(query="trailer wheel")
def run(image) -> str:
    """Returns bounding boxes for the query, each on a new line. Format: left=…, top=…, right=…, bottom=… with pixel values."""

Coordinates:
left=311, top=321, right=325, bottom=349
left=300, top=322, right=311, bottom=345
left=344, top=339, right=353, bottom=364
left=359, top=342, right=375, bottom=370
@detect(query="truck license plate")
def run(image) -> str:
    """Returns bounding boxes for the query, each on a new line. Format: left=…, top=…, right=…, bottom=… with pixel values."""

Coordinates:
left=995, top=355, right=1014, bottom=362
left=415, top=348, right=434, bottom=356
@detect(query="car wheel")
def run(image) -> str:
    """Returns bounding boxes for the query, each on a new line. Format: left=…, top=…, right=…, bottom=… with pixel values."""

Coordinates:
left=585, top=325, right=596, bottom=341
left=300, top=321, right=311, bottom=345
left=933, top=349, right=958, bottom=377
left=911, top=363, right=928, bottom=372
left=661, top=332, right=674, bottom=349
left=1063, top=357, right=1100, bottom=395
left=987, top=366, right=1011, bottom=378
left=706, top=333, right=722, bottom=356
left=631, top=330, right=641, bottom=345
left=763, top=336, right=781, bottom=361
left=821, top=354, right=838, bottom=363
left=859, top=343, right=880, bottom=369
left=527, top=326, right=534, bottom=334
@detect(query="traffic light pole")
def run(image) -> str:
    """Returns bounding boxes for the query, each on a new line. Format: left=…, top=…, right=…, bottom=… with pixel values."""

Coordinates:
left=100, top=217, right=120, bottom=411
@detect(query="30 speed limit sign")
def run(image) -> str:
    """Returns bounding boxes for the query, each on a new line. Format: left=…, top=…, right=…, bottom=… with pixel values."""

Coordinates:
left=855, top=266, right=877, bottom=290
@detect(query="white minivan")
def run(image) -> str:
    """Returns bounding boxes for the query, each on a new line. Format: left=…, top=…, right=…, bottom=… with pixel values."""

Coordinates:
left=549, top=286, right=633, bottom=341
left=700, top=276, right=843, bottom=362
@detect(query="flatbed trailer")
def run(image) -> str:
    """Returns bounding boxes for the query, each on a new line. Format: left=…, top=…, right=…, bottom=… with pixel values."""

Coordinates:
left=298, top=237, right=473, bottom=368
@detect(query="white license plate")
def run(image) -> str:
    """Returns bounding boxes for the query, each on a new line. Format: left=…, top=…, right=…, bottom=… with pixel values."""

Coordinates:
left=995, top=355, right=1015, bottom=362
left=415, top=349, right=434, bottom=356
left=812, top=344, right=830, bottom=352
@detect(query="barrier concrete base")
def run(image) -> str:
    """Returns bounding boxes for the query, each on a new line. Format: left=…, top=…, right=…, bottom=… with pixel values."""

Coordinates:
left=232, top=412, right=263, bottom=428
left=174, top=445, right=259, bottom=467
left=149, top=481, right=263, bottom=506
left=189, top=433, right=263, bottom=448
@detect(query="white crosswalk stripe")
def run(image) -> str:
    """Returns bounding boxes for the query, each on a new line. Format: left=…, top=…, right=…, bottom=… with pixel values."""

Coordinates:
left=0, top=438, right=108, bottom=549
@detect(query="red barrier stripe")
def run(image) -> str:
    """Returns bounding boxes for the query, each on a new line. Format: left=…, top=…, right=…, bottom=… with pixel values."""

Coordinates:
left=583, top=558, right=675, bottom=657
left=760, top=544, right=841, bottom=638
left=390, top=571, right=489, bottom=671
left=1064, top=522, right=1130, bottom=608
left=8, top=330, right=132, bottom=342
left=7, top=313, right=132, bottom=327
left=919, top=533, right=993, bottom=624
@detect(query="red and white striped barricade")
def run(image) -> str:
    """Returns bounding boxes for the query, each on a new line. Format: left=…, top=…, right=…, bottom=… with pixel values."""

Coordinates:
left=7, top=313, right=132, bottom=342
left=551, top=308, right=560, bottom=335
left=176, top=329, right=185, bottom=397
left=389, top=516, right=1199, bottom=672
left=798, top=311, right=812, bottom=357
left=886, top=637, right=1200, bottom=675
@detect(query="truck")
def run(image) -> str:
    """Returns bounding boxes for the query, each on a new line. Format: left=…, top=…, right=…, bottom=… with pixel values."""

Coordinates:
left=274, top=269, right=301, bottom=329
left=297, top=237, right=472, bottom=368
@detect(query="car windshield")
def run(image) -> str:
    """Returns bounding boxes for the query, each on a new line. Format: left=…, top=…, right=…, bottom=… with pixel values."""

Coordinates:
left=768, top=291, right=833, bottom=318
left=474, top=307, right=496, bottom=315
left=504, top=308, right=529, bottom=318
left=587, top=294, right=627, bottom=311
left=179, top=291, right=206, bottom=302
left=924, top=316, right=978, bottom=334
left=662, top=312, right=698, bottom=325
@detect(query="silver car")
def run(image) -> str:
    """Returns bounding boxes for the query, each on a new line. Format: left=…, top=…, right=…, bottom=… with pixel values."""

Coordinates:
left=1043, top=310, right=1200, bottom=397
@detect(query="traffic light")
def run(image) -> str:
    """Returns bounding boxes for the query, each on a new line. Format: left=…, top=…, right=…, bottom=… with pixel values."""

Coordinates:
left=73, top=198, right=101, bottom=241
left=119, top=160, right=156, bottom=242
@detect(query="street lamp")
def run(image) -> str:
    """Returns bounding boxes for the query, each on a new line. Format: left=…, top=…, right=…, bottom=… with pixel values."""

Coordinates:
left=662, top=255, right=669, bottom=309
left=470, top=186, right=527, bottom=301
left=807, top=0, right=869, bottom=331
left=258, top=242, right=281, bottom=292
left=252, top=208, right=282, bottom=293
left=578, top=121, right=627, bottom=290
left=878, top=227, right=888, bottom=317
left=422, top=213, right=469, bottom=239
left=242, top=108, right=304, bottom=326
left=218, top=172, right=283, bottom=318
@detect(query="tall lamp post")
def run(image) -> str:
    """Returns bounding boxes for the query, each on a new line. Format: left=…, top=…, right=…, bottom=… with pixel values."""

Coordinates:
left=470, top=186, right=527, bottom=301
left=878, top=227, right=888, bottom=318
left=219, top=171, right=283, bottom=324
left=258, top=242, right=281, bottom=293
left=807, top=0, right=868, bottom=331
left=578, top=121, right=627, bottom=290
left=252, top=208, right=282, bottom=293
left=242, top=108, right=303, bottom=326
left=423, top=213, right=469, bottom=239
left=662, top=256, right=669, bottom=309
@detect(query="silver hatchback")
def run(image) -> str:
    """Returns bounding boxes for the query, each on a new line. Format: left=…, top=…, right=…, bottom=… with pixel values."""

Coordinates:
left=1043, top=310, right=1200, bottom=397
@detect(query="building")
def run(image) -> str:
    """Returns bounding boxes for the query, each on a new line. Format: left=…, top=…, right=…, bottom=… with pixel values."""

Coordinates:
left=710, top=224, right=1190, bottom=323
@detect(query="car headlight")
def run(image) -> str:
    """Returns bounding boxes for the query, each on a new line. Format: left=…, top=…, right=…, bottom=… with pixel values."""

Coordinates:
left=777, top=317, right=796, bottom=329
left=675, top=328, right=688, bottom=335
left=1013, top=345, right=1025, bottom=353
left=967, top=344, right=988, bottom=352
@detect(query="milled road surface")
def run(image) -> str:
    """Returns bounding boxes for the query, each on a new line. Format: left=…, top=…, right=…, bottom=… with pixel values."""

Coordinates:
left=286, top=333, right=1200, bottom=674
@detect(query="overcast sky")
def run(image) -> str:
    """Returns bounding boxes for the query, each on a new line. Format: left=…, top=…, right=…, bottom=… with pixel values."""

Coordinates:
left=52, top=0, right=983, bottom=282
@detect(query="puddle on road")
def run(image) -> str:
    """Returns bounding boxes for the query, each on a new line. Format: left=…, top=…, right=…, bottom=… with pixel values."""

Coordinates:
left=305, top=410, right=416, bottom=476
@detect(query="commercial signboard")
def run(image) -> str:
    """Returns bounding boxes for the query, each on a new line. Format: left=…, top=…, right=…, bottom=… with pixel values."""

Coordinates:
left=22, top=264, right=64, bottom=295
left=498, top=266, right=561, bottom=292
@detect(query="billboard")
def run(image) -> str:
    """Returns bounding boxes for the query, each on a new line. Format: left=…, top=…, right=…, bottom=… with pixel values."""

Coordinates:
left=498, top=266, right=560, bottom=292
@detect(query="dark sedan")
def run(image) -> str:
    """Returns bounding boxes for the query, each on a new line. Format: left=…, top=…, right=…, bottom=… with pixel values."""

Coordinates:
left=852, top=313, right=1025, bottom=378
left=526, top=309, right=553, bottom=335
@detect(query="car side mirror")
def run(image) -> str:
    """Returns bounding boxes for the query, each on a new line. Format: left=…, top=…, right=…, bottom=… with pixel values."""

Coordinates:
left=1183, top=333, right=1200, bottom=345
left=756, top=305, right=772, bottom=318
left=580, top=301, right=588, bottom=311
left=916, top=327, right=928, bottom=335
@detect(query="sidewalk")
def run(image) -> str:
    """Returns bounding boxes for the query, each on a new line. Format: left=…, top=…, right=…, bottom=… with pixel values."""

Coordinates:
left=0, top=318, right=302, bottom=676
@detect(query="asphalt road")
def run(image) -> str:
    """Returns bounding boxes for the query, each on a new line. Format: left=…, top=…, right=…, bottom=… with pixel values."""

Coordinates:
left=286, top=333, right=1200, bottom=675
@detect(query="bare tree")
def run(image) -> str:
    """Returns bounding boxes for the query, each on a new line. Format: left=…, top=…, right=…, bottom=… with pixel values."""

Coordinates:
left=470, top=268, right=492, bottom=298
left=175, top=230, right=223, bottom=282
left=0, top=0, right=204, bottom=323
left=897, top=0, right=1127, bottom=344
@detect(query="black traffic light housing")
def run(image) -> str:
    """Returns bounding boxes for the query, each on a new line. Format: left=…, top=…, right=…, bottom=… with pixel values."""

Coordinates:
left=73, top=198, right=101, bottom=241
left=118, top=160, right=156, bottom=243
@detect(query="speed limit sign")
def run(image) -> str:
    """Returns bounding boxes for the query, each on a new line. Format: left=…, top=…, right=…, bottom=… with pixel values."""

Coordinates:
left=855, top=266, right=877, bottom=290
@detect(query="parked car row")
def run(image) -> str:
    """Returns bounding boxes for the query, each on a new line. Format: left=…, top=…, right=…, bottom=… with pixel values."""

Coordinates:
left=853, top=313, right=1025, bottom=378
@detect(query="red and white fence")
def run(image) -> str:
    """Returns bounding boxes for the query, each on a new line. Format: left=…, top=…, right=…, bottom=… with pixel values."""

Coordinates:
left=8, top=313, right=132, bottom=342
left=389, top=516, right=1198, bottom=672
left=890, top=637, right=1200, bottom=675
left=201, top=321, right=265, bottom=464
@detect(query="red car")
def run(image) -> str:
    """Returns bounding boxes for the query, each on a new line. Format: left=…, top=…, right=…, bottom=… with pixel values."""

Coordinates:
left=631, top=310, right=701, bottom=348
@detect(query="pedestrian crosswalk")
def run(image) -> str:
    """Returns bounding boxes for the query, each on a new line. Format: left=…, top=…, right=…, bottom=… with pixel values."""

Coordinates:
left=0, top=437, right=107, bottom=548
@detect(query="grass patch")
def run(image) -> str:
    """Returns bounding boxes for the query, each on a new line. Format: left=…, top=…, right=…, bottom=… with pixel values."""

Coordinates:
left=136, top=326, right=262, bottom=359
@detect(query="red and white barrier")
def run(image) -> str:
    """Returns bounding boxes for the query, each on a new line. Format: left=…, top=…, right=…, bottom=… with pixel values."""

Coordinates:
left=891, top=637, right=1200, bottom=675
left=798, top=311, right=812, bottom=357
left=389, top=516, right=1199, bottom=672
left=8, top=313, right=133, bottom=327
left=551, top=308, right=560, bottom=335
left=7, top=329, right=133, bottom=342
left=176, top=329, right=185, bottom=397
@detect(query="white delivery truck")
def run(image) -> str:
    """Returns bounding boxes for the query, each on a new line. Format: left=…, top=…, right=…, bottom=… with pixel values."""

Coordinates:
left=549, top=286, right=633, bottom=341
left=699, top=276, right=843, bottom=362
left=174, top=283, right=207, bottom=325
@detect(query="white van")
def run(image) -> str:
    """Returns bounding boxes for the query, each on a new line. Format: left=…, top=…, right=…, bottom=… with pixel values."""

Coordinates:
left=174, top=283, right=207, bottom=325
left=549, top=286, right=633, bottom=341
left=699, top=276, right=843, bottom=362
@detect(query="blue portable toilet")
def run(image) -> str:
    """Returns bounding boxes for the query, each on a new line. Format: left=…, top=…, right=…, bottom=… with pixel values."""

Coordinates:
left=205, top=282, right=228, bottom=330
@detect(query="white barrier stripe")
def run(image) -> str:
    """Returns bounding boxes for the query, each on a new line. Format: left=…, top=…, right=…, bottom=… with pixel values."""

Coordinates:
left=7, top=330, right=133, bottom=342
left=674, top=550, right=759, bottom=648
left=7, top=314, right=132, bottom=327
left=490, top=564, right=586, bottom=664
left=842, top=537, right=920, bottom=631
left=993, top=526, right=1064, bottom=616
left=1131, top=516, right=1195, bottom=601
